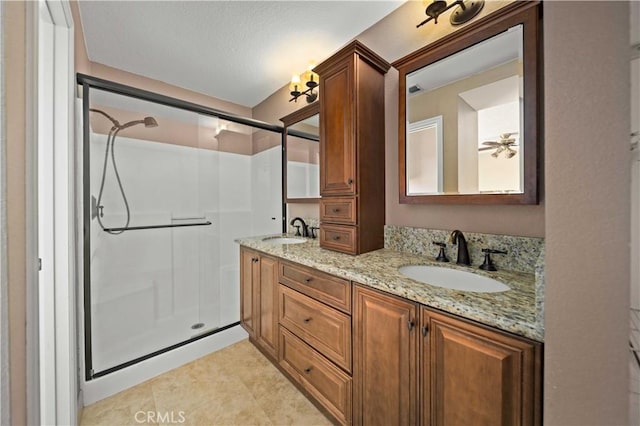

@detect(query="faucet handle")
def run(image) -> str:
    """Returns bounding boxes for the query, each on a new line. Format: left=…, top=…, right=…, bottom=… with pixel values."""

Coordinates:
left=479, top=248, right=507, bottom=271
left=432, top=241, right=449, bottom=262
left=310, top=227, right=319, bottom=239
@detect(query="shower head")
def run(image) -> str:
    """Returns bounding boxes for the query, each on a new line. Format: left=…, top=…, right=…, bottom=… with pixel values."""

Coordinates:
left=119, top=116, right=159, bottom=130
left=90, top=108, right=158, bottom=131
left=144, top=117, right=158, bottom=128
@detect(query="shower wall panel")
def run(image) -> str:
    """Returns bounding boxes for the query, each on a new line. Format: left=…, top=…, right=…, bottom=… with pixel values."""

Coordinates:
left=88, top=132, right=269, bottom=373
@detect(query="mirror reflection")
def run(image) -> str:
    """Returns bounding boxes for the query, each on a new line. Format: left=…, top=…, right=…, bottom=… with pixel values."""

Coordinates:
left=286, top=113, right=319, bottom=200
left=406, top=24, right=523, bottom=195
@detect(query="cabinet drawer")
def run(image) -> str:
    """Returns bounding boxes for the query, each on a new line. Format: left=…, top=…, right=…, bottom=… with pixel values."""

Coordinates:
left=279, top=327, right=352, bottom=426
left=279, top=261, right=351, bottom=314
left=320, top=197, right=357, bottom=224
left=279, top=285, right=352, bottom=372
left=320, top=224, right=357, bottom=255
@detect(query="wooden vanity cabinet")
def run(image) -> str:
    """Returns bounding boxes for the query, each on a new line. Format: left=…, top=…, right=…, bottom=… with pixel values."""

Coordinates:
left=315, top=41, right=390, bottom=255
left=241, top=250, right=542, bottom=426
left=352, top=284, right=542, bottom=426
left=278, top=260, right=354, bottom=425
left=353, top=284, right=419, bottom=426
left=239, top=247, right=278, bottom=359
left=240, top=248, right=257, bottom=337
left=420, top=308, right=542, bottom=426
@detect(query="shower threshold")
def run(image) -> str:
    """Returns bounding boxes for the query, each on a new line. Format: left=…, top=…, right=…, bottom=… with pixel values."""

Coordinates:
left=90, top=320, right=239, bottom=379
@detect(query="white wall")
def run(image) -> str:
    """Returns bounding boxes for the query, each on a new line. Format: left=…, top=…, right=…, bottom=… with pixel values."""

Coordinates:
left=251, top=145, right=282, bottom=235
left=87, top=133, right=279, bottom=374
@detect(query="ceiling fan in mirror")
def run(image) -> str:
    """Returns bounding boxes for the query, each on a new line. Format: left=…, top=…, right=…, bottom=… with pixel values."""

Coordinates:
left=479, top=132, right=518, bottom=159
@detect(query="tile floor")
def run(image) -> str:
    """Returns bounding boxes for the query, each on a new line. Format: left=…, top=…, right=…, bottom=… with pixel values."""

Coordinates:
left=80, top=339, right=332, bottom=426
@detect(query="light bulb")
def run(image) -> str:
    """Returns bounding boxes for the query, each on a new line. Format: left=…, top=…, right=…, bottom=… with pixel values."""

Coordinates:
left=289, top=74, right=301, bottom=94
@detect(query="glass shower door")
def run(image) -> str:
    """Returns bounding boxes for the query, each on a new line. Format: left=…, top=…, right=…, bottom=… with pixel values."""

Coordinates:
left=85, top=88, right=281, bottom=376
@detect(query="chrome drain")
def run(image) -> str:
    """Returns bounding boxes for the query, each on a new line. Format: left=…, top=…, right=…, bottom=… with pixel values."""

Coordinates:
left=191, top=323, right=205, bottom=330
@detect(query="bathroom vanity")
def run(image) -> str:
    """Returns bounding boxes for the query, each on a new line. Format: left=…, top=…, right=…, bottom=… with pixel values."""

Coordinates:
left=238, top=4, right=544, bottom=423
left=236, top=234, right=543, bottom=426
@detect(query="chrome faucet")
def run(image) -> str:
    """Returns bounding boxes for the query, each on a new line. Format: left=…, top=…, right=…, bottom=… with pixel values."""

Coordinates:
left=290, top=217, right=310, bottom=238
left=449, top=230, right=471, bottom=266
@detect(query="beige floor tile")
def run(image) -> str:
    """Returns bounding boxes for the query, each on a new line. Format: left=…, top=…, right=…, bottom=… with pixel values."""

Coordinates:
left=82, top=339, right=330, bottom=426
left=81, top=405, right=143, bottom=426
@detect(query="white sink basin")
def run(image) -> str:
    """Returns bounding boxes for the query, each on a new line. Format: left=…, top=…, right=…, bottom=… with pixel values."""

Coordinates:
left=398, top=265, right=510, bottom=293
left=262, top=236, right=307, bottom=245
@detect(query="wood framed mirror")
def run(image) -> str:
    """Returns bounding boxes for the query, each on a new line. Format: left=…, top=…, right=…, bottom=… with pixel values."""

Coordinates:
left=281, top=102, right=320, bottom=203
left=393, top=1, right=541, bottom=204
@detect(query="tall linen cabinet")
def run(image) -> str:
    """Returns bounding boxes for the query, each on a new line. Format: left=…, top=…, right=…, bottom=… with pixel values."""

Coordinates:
left=314, top=41, right=390, bottom=255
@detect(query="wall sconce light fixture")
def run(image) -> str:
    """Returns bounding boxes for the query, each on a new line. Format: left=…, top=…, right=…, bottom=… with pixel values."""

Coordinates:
left=416, top=0, right=484, bottom=28
left=289, top=63, right=319, bottom=103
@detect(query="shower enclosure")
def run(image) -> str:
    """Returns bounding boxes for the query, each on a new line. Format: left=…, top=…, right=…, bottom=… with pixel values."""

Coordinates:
left=80, top=75, right=284, bottom=379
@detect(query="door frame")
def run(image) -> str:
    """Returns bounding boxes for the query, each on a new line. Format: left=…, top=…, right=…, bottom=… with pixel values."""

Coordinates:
left=26, top=0, right=77, bottom=424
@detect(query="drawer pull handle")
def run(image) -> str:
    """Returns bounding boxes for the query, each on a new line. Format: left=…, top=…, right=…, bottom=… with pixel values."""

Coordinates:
left=304, top=367, right=312, bottom=374
left=332, top=208, right=340, bottom=213
left=332, top=236, right=341, bottom=241
left=407, top=320, right=415, bottom=331
left=421, top=325, right=429, bottom=337
left=303, top=318, right=312, bottom=324
left=305, top=277, right=313, bottom=283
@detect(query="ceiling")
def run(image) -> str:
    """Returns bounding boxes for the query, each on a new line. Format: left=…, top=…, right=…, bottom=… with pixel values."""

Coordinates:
left=78, top=1, right=404, bottom=108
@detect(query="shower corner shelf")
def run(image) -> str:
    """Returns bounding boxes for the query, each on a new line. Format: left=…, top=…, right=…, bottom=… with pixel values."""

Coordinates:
left=103, top=221, right=212, bottom=232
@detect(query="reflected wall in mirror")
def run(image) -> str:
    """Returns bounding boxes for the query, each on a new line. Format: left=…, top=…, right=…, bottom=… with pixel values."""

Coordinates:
left=394, top=2, right=540, bottom=204
left=281, top=103, right=320, bottom=202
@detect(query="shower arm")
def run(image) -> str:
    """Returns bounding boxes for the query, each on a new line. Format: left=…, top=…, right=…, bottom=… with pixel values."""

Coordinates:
left=89, top=108, right=120, bottom=128
left=119, top=119, right=147, bottom=130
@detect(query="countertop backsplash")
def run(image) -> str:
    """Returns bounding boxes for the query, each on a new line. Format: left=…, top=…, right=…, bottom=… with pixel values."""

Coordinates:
left=384, top=225, right=544, bottom=275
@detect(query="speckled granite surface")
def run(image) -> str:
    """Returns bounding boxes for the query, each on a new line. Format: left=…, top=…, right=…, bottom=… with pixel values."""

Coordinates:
left=385, top=225, right=544, bottom=274
left=235, top=233, right=544, bottom=342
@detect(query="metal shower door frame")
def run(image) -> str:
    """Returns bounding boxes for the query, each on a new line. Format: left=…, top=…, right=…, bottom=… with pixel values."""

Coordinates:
left=78, top=73, right=287, bottom=380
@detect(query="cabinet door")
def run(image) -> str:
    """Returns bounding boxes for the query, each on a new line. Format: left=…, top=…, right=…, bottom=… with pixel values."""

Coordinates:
left=353, top=285, right=418, bottom=426
left=422, top=308, right=541, bottom=426
left=240, top=248, right=258, bottom=337
left=256, top=255, right=278, bottom=358
left=320, top=59, right=356, bottom=196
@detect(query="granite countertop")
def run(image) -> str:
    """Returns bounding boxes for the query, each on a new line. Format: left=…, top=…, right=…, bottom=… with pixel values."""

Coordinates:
left=236, top=234, right=543, bottom=342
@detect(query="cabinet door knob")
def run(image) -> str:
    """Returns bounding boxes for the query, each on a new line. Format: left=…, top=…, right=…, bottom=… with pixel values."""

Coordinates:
left=304, top=367, right=312, bottom=374
left=305, top=277, right=313, bottom=283
left=303, top=318, right=312, bottom=324
left=407, top=320, right=415, bottom=331
left=347, top=178, right=353, bottom=185
left=421, top=325, right=429, bottom=337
